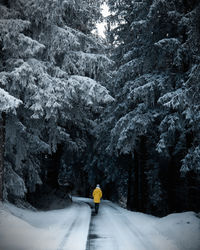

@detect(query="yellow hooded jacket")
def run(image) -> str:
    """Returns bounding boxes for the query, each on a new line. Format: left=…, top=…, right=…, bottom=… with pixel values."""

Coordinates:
left=92, top=187, right=102, bottom=203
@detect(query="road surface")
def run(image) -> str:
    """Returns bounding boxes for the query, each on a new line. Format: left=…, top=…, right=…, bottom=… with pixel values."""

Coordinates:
left=83, top=199, right=179, bottom=250
left=0, top=198, right=199, bottom=250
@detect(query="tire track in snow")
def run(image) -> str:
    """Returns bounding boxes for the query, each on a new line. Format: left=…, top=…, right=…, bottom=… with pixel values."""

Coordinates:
left=86, top=216, right=118, bottom=250
left=102, top=203, right=144, bottom=250
left=57, top=217, right=79, bottom=250
left=85, top=202, right=93, bottom=250
left=57, top=201, right=91, bottom=250
left=85, top=201, right=118, bottom=250
left=104, top=203, right=153, bottom=249
left=104, top=202, right=179, bottom=250
left=57, top=206, right=80, bottom=250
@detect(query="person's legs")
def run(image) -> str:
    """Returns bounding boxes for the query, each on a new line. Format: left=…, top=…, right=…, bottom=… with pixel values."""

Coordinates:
left=95, top=203, right=99, bottom=214
left=97, top=203, right=99, bottom=213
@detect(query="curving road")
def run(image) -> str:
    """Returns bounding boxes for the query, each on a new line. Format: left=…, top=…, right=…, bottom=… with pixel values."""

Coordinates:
left=1, top=198, right=199, bottom=250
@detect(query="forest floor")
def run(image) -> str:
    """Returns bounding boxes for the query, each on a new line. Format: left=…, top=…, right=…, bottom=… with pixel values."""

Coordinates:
left=0, top=197, right=199, bottom=250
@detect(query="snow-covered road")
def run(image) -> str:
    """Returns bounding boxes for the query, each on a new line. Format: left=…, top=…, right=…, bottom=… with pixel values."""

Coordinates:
left=86, top=200, right=180, bottom=250
left=0, top=198, right=200, bottom=250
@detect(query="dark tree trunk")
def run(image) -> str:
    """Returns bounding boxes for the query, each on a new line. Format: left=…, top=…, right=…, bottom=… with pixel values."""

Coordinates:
left=46, top=144, right=63, bottom=189
left=133, top=149, right=139, bottom=210
left=167, top=160, right=174, bottom=213
left=127, top=150, right=139, bottom=211
left=127, top=155, right=134, bottom=210
left=0, top=112, right=6, bottom=201
left=167, top=150, right=179, bottom=213
left=138, top=136, right=147, bottom=212
left=127, top=137, right=147, bottom=212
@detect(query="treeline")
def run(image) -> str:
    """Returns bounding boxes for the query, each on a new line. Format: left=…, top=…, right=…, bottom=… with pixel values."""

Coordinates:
left=92, top=0, right=200, bottom=215
left=0, top=0, right=200, bottom=216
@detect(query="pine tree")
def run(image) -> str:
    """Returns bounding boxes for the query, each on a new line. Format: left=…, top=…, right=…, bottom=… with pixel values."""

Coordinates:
left=0, top=88, right=21, bottom=200
left=0, top=0, right=113, bottom=201
left=100, top=0, right=200, bottom=214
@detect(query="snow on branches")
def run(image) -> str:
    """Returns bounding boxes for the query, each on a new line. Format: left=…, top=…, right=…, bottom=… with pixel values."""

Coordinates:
left=0, top=88, right=22, bottom=113
left=0, top=0, right=112, bottom=199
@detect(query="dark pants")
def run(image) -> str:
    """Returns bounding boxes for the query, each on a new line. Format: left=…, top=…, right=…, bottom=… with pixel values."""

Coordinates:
left=95, top=203, right=99, bottom=214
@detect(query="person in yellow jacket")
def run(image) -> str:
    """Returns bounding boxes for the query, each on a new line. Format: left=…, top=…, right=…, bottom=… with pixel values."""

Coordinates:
left=92, top=184, right=102, bottom=214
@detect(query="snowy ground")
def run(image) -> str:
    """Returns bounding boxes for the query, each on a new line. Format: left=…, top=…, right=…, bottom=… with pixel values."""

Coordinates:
left=0, top=198, right=199, bottom=250
left=0, top=200, right=90, bottom=250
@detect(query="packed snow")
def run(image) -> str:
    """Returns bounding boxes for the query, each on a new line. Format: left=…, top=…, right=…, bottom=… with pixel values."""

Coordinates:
left=0, top=198, right=199, bottom=250
left=0, top=200, right=90, bottom=250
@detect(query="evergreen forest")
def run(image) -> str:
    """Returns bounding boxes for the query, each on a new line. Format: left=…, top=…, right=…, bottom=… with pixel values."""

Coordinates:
left=0, top=0, right=200, bottom=216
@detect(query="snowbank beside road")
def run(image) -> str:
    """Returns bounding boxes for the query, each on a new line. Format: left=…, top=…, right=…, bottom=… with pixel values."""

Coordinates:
left=155, top=212, right=200, bottom=250
left=0, top=206, right=58, bottom=250
left=0, top=201, right=91, bottom=250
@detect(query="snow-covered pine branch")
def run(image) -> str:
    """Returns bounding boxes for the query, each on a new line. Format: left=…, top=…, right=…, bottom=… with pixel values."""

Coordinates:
left=0, top=88, right=22, bottom=113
